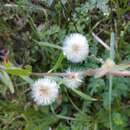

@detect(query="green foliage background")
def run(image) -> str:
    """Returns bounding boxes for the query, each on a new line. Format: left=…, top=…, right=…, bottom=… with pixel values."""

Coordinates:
left=1, top=0, right=130, bottom=130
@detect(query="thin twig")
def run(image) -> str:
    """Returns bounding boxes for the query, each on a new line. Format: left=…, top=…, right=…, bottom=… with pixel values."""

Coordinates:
left=92, top=32, right=110, bottom=50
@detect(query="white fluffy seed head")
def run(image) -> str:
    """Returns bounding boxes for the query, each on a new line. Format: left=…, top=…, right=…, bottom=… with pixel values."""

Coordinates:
left=63, top=69, right=83, bottom=88
left=31, top=78, right=59, bottom=106
left=63, top=33, right=89, bottom=63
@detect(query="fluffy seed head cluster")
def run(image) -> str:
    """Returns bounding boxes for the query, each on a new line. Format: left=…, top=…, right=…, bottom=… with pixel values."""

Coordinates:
left=63, top=69, right=83, bottom=88
left=32, top=78, right=59, bottom=106
left=31, top=33, right=89, bottom=106
left=63, top=33, right=89, bottom=63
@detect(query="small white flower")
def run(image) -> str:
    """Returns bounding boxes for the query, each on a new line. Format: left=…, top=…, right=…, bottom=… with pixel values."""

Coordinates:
left=63, top=69, right=83, bottom=88
left=62, top=33, right=89, bottom=63
left=32, top=78, right=59, bottom=106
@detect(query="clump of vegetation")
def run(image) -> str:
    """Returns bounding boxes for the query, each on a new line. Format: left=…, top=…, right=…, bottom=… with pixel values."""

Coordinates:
left=1, top=0, right=130, bottom=130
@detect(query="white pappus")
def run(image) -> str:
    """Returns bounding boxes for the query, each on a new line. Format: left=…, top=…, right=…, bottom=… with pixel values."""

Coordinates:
left=62, top=33, right=89, bottom=63
left=63, top=69, right=84, bottom=88
left=31, top=78, right=59, bottom=106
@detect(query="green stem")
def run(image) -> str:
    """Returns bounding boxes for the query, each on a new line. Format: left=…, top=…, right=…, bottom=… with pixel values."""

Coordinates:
left=108, top=32, right=115, bottom=130
left=94, top=122, right=98, bottom=130
left=109, top=74, right=113, bottom=130
left=64, top=88, right=84, bottom=114
left=50, top=105, right=76, bottom=121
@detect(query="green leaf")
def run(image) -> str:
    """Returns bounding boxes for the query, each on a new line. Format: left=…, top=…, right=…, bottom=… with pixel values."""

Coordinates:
left=50, top=53, right=64, bottom=72
left=21, top=76, right=34, bottom=85
left=47, top=0, right=54, bottom=6
left=1, top=71, right=14, bottom=93
left=5, top=68, right=31, bottom=76
left=24, top=65, right=32, bottom=72
left=34, top=40, right=62, bottom=50
left=112, top=113, right=127, bottom=127
left=71, top=88, right=97, bottom=101
left=4, top=62, right=12, bottom=68
left=61, top=0, right=67, bottom=5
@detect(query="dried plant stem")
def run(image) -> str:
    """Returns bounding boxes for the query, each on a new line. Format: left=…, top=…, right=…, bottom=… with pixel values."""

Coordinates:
left=92, top=32, right=110, bottom=50
left=32, top=69, right=130, bottom=77
left=110, top=71, right=130, bottom=76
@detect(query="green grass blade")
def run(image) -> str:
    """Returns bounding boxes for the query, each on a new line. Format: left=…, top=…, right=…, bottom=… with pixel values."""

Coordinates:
left=50, top=53, right=64, bottom=72
left=1, top=71, right=14, bottom=94
left=20, top=76, right=34, bottom=85
left=71, top=88, right=97, bottom=101
left=34, top=40, right=62, bottom=50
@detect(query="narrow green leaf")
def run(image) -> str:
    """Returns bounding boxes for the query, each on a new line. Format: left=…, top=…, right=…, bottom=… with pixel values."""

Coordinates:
left=34, top=40, right=62, bottom=50
left=71, top=88, right=97, bottom=101
left=1, top=71, right=14, bottom=93
left=5, top=68, right=31, bottom=76
left=28, top=16, right=40, bottom=39
left=21, top=76, right=34, bottom=85
left=61, top=0, right=67, bottom=5
left=24, top=65, right=32, bottom=72
left=47, top=0, right=54, bottom=6
left=50, top=53, right=64, bottom=72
